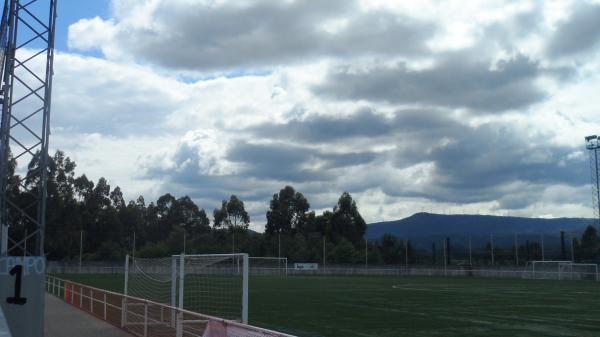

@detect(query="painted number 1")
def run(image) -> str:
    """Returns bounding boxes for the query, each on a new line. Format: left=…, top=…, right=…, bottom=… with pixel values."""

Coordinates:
left=6, top=265, right=27, bottom=305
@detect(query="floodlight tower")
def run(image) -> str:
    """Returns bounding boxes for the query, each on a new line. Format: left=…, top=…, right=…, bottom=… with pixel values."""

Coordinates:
left=0, top=0, right=57, bottom=257
left=0, top=2, right=56, bottom=334
left=585, top=135, right=600, bottom=228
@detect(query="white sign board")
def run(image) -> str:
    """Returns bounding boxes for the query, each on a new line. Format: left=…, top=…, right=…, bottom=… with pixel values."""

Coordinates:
left=293, top=263, right=319, bottom=270
left=0, top=257, right=45, bottom=337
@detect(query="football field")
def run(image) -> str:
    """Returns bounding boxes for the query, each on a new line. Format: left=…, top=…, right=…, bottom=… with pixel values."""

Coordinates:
left=56, top=274, right=600, bottom=337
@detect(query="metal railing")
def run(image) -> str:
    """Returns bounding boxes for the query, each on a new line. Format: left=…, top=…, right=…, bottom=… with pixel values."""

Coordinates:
left=45, top=275, right=296, bottom=337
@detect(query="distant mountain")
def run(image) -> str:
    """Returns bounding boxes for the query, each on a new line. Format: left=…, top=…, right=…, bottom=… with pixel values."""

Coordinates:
left=366, top=212, right=596, bottom=243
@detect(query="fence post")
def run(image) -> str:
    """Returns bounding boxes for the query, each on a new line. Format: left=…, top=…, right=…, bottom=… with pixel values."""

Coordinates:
left=176, top=254, right=185, bottom=337
left=90, top=289, right=93, bottom=312
left=79, top=285, right=83, bottom=308
left=490, top=234, right=495, bottom=266
left=70, top=284, right=74, bottom=305
left=122, top=255, right=129, bottom=327
left=143, top=302, right=148, bottom=337
left=171, top=255, right=177, bottom=327
left=176, top=311, right=183, bottom=337
left=103, top=293, right=107, bottom=320
left=242, top=254, right=249, bottom=324
left=443, top=240, right=447, bottom=276
left=178, top=254, right=185, bottom=309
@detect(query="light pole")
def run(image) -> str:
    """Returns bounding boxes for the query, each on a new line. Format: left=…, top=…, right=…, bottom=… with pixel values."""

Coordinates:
left=585, top=135, right=600, bottom=230
left=405, top=240, right=408, bottom=267
left=79, top=230, right=83, bottom=273
left=365, top=239, right=368, bottom=270
left=570, top=232, right=575, bottom=262
left=490, top=234, right=495, bottom=266
left=540, top=232, right=544, bottom=261
left=443, top=239, right=447, bottom=276
left=322, top=236, right=326, bottom=271
left=514, top=233, right=519, bottom=266
left=468, top=236, right=472, bottom=265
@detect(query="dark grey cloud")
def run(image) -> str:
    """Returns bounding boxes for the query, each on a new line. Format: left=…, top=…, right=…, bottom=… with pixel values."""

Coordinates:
left=142, top=106, right=588, bottom=219
left=324, top=151, right=378, bottom=169
left=141, top=142, right=278, bottom=219
left=547, top=2, right=600, bottom=57
left=227, top=142, right=329, bottom=182
left=315, top=53, right=549, bottom=113
left=427, top=126, right=587, bottom=198
left=375, top=121, right=587, bottom=209
left=249, top=109, right=392, bottom=142
left=141, top=139, right=380, bottom=221
left=143, top=139, right=380, bottom=197
left=81, top=0, right=435, bottom=71
left=227, top=142, right=379, bottom=181
left=483, top=4, right=543, bottom=49
left=245, top=108, right=588, bottom=208
left=249, top=108, right=459, bottom=143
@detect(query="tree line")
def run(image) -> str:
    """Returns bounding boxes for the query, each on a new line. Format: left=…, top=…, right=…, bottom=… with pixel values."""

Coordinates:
left=7, top=150, right=600, bottom=265
left=23, top=151, right=372, bottom=262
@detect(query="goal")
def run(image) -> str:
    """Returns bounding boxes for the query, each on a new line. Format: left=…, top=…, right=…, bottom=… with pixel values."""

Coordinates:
left=124, top=253, right=249, bottom=323
left=249, top=257, right=288, bottom=276
left=523, top=261, right=599, bottom=281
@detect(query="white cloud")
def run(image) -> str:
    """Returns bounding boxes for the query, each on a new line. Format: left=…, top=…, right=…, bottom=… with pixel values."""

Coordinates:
left=45, top=0, right=600, bottom=229
left=68, top=17, right=120, bottom=58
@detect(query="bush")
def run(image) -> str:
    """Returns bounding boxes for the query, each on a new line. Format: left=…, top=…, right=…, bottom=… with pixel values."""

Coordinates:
left=331, top=238, right=358, bottom=264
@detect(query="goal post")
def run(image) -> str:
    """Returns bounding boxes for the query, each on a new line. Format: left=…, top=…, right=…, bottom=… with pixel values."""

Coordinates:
left=523, top=261, right=599, bottom=281
left=249, top=257, right=288, bottom=276
left=124, top=253, right=249, bottom=324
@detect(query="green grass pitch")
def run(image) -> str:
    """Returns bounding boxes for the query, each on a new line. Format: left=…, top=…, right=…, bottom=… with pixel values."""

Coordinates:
left=56, top=274, right=600, bottom=337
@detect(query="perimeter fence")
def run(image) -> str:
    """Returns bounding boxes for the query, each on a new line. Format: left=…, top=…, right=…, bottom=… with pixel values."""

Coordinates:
left=48, top=261, right=599, bottom=281
left=45, top=275, right=296, bottom=337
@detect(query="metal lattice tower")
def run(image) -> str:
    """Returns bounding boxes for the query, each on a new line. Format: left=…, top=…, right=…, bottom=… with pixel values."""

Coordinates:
left=585, top=135, right=600, bottom=228
left=0, top=0, right=56, bottom=257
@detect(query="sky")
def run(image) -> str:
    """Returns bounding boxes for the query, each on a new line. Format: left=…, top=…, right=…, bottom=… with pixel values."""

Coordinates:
left=42, top=0, right=600, bottom=231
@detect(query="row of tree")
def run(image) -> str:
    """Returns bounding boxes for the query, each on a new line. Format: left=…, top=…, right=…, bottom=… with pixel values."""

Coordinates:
left=30, top=151, right=368, bottom=261
left=8, top=150, right=600, bottom=264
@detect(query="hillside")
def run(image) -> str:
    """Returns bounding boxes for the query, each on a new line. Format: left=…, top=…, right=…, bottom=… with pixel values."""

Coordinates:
left=366, top=212, right=596, bottom=241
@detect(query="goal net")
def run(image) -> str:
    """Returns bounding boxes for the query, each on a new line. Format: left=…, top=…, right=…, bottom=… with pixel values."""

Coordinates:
left=249, top=257, right=288, bottom=276
left=523, top=261, right=599, bottom=281
left=125, top=253, right=248, bottom=323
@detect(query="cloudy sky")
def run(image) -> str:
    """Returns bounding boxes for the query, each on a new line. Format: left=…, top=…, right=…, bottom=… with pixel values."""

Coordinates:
left=47, top=0, right=600, bottom=230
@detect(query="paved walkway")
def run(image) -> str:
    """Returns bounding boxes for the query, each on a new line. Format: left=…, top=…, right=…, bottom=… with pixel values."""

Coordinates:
left=44, top=294, right=131, bottom=337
